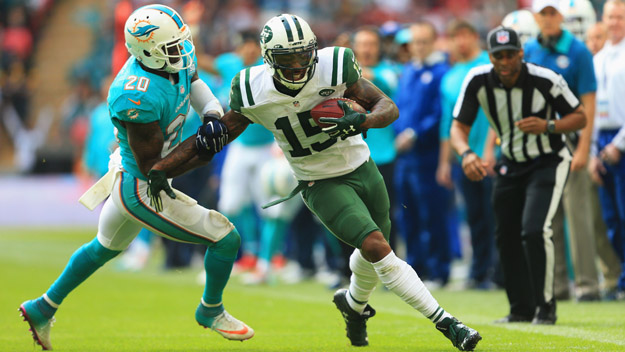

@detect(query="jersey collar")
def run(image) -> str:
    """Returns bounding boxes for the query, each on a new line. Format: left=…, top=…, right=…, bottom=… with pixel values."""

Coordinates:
left=553, top=29, right=574, bottom=55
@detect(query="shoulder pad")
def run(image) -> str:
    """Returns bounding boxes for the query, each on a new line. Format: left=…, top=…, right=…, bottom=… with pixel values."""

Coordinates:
left=317, top=46, right=362, bottom=87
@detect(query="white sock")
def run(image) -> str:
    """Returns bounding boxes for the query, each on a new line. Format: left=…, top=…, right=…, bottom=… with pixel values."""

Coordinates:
left=43, top=293, right=59, bottom=308
left=346, top=249, right=378, bottom=314
left=201, top=298, right=222, bottom=308
left=372, top=251, right=452, bottom=323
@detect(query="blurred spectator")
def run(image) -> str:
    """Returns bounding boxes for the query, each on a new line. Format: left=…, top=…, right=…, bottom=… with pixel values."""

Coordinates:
left=111, top=0, right=133, bottom=75
left=586, top=21, right=608, bottom=55
left=206, top=33, right=275, bottom=275
left=393, top=27, right=413, bottom=65
left=525, top=0, right=600, bottom=301
left=338, top=25, right=398, bottom=282
left=591, top=0, right=625, bottom=300
left=1, top=5, right=33, bottom=63
left=438, top=19, right=496, bottom=290
left=393, top=21, right=452, bottom=287
left=82, top=75, right=116, bottom=179
left=584, top=20, right=623, bottom=300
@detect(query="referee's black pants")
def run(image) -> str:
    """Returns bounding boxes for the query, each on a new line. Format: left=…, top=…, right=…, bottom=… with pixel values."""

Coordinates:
left=492, top=150, right=570, bottom=318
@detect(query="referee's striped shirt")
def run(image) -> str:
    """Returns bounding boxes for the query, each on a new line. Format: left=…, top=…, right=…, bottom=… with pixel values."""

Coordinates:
left=453, top=62, right=580, bottom=163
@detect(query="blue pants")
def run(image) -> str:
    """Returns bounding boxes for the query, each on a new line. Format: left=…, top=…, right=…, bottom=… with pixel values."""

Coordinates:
left=459, top=174, right=496, bottom=283
left=394, top=155, right=452, bottom=283
left=597, top=130, right=625, bottom=290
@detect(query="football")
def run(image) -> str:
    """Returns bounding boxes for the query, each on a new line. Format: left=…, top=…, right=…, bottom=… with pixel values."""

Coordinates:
left=310, top=98, right=366, bottom=128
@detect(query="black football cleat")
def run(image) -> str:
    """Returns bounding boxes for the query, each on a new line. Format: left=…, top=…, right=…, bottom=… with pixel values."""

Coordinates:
left=333, top=288, right=376, bottom=346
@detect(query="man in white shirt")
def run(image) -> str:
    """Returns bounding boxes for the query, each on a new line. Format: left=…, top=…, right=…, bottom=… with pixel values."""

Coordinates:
left=590, top=0, right=625, bottom=298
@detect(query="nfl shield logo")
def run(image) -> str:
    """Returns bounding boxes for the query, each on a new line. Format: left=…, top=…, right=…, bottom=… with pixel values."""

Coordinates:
left=293, top=101, right=300, bottom=107
left=496, top=30, right=510, bottom=44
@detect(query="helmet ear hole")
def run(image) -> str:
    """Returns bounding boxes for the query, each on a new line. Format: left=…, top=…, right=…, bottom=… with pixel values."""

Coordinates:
left=143, top=50, right=151, bottom=57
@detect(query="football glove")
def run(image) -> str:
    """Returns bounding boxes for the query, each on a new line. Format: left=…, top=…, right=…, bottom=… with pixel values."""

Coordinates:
left=319, top=100, right=367, bottom=140
left=147, top=169, right=175, bottom=213
left=196, top=114, right=228, bottom=160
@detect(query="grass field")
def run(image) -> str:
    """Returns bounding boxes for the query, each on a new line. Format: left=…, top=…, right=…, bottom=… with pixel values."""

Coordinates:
left=1, top=228, right=624, bottom=352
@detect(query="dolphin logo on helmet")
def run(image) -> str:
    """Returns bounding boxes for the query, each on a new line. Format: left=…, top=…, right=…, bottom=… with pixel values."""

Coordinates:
left=127, top=24, right=160, bottom=38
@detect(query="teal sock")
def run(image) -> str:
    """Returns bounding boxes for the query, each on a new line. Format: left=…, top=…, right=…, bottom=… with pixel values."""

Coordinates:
left=46, top=237, right=121, bottom=305
left=195, top=300, right=225, bottom=326
left=34, top=297, right=57, bottom=320
left=202, top=230, right=240, bottom=305
left=227, top=206, right=259, bottom=255
left=259, top=218, right=289, bottom=263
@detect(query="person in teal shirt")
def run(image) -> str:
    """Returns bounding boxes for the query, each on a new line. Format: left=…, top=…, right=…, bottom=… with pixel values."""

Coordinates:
left=352, top=26, right=398, bottom=254
left=438, top=20, right=497, bottom=289
left=208, top=31, right=289, bottom=281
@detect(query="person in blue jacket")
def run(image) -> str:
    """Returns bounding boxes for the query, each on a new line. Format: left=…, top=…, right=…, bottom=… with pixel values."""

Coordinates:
left=394, top=21, right=452, bottom=286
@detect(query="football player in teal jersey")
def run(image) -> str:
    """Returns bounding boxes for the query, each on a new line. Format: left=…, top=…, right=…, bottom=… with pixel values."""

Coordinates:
left=19, top=5, right=252, bottom=350
left=148, top=14, right=481, bottom=351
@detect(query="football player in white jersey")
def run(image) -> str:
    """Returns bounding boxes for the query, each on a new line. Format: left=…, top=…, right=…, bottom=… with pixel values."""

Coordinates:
left=149, top=14, right=481, bottom=351
left=19, top=5, right=253, bottom=350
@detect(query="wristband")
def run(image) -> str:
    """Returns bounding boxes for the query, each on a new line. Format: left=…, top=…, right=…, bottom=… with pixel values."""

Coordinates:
left=202, top=113, right=221, bottom=124
left=461, top=149, right=475, bottom=159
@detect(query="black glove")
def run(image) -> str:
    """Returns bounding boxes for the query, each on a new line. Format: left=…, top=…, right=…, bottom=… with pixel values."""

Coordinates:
left=195, top=114, right=228, bottom=160
left=319, top=100, right=367, bottom=140
left=147, top=169, right=175, bottom=213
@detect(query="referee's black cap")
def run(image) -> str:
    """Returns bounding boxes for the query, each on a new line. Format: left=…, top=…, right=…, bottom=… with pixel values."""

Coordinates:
left=487, top=26, right=521, bottom=54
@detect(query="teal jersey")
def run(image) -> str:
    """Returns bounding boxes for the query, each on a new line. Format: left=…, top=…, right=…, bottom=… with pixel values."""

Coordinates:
left=440, top=51, right=490, bottom=158
left=365, top=61, right=398, bottom=165
left=216, top=52, right=273, bottom=146
left=108, top=45, right=197, bottom=180
left=83, top=102, right=116, bottom=178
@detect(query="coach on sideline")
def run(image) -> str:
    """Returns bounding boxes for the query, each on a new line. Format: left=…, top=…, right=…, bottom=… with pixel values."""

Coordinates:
left=450, top=26, right=586, bottom=325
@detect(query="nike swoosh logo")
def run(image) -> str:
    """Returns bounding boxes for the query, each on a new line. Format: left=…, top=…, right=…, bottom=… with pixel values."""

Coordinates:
left=128, top=98, right=141, bottom=105
left=215, top=325, right=249, bottom=335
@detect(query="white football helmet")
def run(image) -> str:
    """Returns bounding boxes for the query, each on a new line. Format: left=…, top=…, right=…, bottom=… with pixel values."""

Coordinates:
left=502, top=9, right=539, bottom=45
left=260, top=14, right=318, bottom=90
left=559, top=0, right=597, bottom=40
left=124, top=4, right=194, bottom=73
left=260, top=157, right=297, bottom=198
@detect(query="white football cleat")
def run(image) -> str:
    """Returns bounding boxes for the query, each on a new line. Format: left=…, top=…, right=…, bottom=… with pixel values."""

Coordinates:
left=19, top=300, right=55, bottom=350
left=201, top=310, right=254, bottom=341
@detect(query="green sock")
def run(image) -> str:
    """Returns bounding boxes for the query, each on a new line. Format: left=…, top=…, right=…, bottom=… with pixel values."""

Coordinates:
left=202, top=230, right=239, bottom=305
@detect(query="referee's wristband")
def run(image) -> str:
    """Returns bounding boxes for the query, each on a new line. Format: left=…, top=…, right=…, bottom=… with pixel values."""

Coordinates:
left=461, top=149, right=475, bottom=160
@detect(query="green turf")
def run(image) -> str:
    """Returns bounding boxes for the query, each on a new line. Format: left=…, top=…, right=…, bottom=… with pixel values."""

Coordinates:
left=1, top=228, right=624, bottom=351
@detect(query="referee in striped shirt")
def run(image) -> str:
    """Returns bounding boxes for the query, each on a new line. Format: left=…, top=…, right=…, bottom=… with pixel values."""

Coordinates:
left=450, top=26, right=586, bottom=325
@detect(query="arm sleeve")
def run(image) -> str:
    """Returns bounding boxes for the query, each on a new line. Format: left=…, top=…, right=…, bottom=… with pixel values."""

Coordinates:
left=190, top=78, right=224, bottom=117
left=453, top=72, right=481, bottom=126
left=550, top=74, right=580, bottom=117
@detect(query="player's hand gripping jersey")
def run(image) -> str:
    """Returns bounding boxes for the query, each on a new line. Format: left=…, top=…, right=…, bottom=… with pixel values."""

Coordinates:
left=229, top=47, right=369, bottom=181
left=108, top=41, right=197, bottom=180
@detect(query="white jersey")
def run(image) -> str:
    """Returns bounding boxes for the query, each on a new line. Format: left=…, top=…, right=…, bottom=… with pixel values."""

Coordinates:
left=229, top=46, right=370, bottom=181
left=593, top=38, right=625, bottom=151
